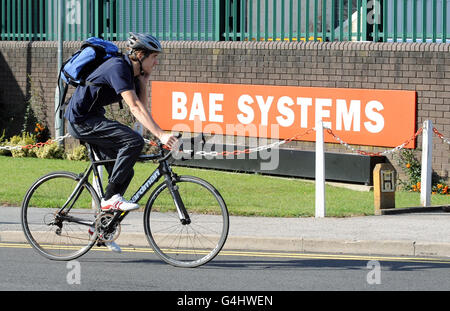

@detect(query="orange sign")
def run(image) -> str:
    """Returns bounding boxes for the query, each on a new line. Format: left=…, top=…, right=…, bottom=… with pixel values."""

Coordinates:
left=151, top=81, right=417, bottom=148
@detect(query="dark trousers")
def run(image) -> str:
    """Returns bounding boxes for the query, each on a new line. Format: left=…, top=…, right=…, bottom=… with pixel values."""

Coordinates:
left=68, top=116, right=145, bottom=196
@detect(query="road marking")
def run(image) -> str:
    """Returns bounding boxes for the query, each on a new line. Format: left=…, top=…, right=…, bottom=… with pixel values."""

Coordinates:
left=2, top=242, right=450, bottom=264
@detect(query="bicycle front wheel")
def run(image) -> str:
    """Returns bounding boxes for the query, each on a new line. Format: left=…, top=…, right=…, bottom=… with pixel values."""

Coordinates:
left=21, top=171, right=101, bottom=261
left=143, top=176, right=229, bottom=268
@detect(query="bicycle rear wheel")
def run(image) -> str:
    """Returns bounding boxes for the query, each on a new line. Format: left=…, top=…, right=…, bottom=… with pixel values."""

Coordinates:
left=21, top=171, right=101, bottom=261
left=143, top=175, right=229, bottom=268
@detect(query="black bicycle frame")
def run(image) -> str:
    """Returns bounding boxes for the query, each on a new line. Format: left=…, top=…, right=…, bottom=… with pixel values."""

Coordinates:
left=57, top=142, right=191, bottom=229
left=86, top=146, right=190, bottom=225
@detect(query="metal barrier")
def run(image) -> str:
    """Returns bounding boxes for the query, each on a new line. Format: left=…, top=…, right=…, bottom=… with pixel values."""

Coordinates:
left=1, top=0, right=449, bottom=42
left=0, top=0, right=221, bottom=41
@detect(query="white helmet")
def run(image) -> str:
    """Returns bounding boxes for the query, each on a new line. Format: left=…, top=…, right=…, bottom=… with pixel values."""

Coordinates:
left=127, top=32, right=162, bottom=53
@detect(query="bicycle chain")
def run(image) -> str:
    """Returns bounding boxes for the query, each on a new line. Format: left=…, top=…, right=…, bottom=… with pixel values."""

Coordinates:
left=94, top=212, right=121, bottom=243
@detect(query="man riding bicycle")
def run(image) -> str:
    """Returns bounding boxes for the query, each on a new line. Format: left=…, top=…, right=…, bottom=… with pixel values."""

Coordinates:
left=65, top=33, right=177, bottom=252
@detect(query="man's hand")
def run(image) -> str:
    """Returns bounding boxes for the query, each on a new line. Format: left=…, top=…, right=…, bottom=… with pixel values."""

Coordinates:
left=159, top=133, right=178, bottom=149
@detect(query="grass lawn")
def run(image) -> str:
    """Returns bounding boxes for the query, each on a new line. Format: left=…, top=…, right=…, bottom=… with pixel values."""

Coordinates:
left=1, top=156, right=448, bottom=217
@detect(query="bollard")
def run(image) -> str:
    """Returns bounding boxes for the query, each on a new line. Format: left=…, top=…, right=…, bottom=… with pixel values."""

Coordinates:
left=373, top=163, right=397, bottom=215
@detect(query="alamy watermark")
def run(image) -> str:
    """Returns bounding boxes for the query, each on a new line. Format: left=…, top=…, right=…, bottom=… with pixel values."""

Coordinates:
left=66, top=0, right=81, bottom=25
left=366, top=260, right=381, bottom=285
left=66, top=260, right=81, bottom=285
left=170, top=121, right=282, bottom=171
left=367, top=0, right=382, bottom=26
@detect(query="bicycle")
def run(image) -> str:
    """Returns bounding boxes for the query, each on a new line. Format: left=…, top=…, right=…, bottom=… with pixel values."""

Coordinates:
left=21, top=134, right=229, bottom=268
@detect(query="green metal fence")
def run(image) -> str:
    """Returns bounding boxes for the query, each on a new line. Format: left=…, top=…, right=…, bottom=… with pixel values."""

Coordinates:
left=1, top=0, right=449, bottom=43
left=111, top=0, right=221, bottom=41
left=0, top=0, right=95, bottom=41
left=0, top=0, right=221, bottom=41
left=228, top=0, right=450, bottom=43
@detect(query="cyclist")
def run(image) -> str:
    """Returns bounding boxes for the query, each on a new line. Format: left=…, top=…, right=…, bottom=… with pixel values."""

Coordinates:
left=65, top=33, right=177, bottom=252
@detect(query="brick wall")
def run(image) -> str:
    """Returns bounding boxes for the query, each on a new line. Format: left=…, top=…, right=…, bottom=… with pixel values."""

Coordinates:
left=0, top=40, right=449, bottom=183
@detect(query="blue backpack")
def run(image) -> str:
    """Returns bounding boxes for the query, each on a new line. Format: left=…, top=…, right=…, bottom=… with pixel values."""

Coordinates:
left=56, top=37, right=123, bottom=116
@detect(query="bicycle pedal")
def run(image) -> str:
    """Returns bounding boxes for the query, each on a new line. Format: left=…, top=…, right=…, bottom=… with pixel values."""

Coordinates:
left=99, top=210, right=114, bottom=215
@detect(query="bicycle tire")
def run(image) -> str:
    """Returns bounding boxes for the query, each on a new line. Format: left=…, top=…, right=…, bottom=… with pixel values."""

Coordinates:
left=143, top=175, right=229, bottom=268
left=21, top=171, right=101, bottom=261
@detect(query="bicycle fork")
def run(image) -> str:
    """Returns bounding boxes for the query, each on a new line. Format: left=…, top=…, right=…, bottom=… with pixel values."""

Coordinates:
left=167, top=177, right=191, bottom=225
left=161, top=163, right=191, bottom=225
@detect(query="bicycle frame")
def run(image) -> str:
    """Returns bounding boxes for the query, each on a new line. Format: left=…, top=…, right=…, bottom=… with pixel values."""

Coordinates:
left=55, top=132, right=201, bottom=232
left=63, top=144, right=190, bottom=226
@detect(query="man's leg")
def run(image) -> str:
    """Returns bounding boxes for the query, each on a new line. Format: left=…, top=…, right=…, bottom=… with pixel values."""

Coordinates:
left=93, top=146, right=135, bottom=198
left=68, top=116, right=144, bottom=199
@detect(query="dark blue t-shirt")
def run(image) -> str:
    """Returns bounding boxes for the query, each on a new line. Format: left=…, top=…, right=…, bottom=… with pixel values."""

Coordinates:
left=65, top=54, right=136, bottom=123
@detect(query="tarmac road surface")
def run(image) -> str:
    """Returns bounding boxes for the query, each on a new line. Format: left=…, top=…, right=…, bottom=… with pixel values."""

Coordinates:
left=1, top=242, right=450, bottom=291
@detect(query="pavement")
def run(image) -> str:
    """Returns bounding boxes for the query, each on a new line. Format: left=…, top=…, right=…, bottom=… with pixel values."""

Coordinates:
left=1, top=205, right=450, bottom=258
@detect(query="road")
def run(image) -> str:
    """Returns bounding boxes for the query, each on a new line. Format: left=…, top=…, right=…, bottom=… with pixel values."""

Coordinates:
left=1, top=242, right=450, bottom=293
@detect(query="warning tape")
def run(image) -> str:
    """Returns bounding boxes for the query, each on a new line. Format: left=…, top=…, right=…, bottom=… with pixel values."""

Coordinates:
left=0, top=133, right=71, bottom=151
left=185, top=127, right=316, bottom=157
left=325, top=127, right=424, bottom=156
left=433, top=127, right=450, bottom=145
left=0, top=125, right=447, bottom=157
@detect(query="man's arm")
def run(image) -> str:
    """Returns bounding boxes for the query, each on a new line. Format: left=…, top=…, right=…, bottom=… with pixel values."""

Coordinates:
left=121, top=89, right=176, bottom=147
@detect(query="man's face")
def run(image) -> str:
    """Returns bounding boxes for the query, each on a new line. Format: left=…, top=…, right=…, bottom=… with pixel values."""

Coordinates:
left=141, top=52, right=159, bottom=75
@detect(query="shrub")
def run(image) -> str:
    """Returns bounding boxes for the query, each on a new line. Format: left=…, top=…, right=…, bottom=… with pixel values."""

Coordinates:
left=34, top=122, right=51, bottom=143
left=66, top=144, right=89, bottom=161
left=396, top=149, right=421, bottom=191
left=0, top=130, right=11, bottom=156
left=396, top=148, right=448, bottom=195
left=9, top=132, right=37, bottom=158
left=432, top=182, right=449, bottom=195
left=35, top=142, right=65, bottom=159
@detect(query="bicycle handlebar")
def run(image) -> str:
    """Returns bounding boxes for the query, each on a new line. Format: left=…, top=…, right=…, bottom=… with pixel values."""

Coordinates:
left=141, top=132, right=205, bottom=163
left=158, top=132, right=182, bottom=162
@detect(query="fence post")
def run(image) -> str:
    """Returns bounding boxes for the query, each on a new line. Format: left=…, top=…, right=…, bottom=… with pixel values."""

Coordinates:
left=420, top=119, right=433, bottom=207
left=55, top=0, right=65, bottom=145
left=315, top=121, right=326, bottom=218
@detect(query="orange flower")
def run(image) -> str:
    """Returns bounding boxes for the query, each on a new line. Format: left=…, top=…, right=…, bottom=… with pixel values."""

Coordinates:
left=406, top=163, right=411, bottom=168
left=35, top=123, right=44, bottom=131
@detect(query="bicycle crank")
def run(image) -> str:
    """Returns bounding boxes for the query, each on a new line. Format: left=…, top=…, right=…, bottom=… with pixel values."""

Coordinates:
left=94, top=212, right=121, bottom=243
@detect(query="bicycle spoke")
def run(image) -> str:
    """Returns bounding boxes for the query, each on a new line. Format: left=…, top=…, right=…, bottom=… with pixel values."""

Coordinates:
left=22, top=172, right=100, bottom=261
left=144, top=176, right=229, bottom=267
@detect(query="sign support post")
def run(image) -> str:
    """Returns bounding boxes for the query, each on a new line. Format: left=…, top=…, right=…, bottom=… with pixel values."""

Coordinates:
left=315, top=121, right=326, bottom=218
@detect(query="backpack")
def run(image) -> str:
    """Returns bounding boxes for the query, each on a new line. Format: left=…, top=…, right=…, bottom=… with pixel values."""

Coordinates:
left=56, top=37, right=123, bottom=117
